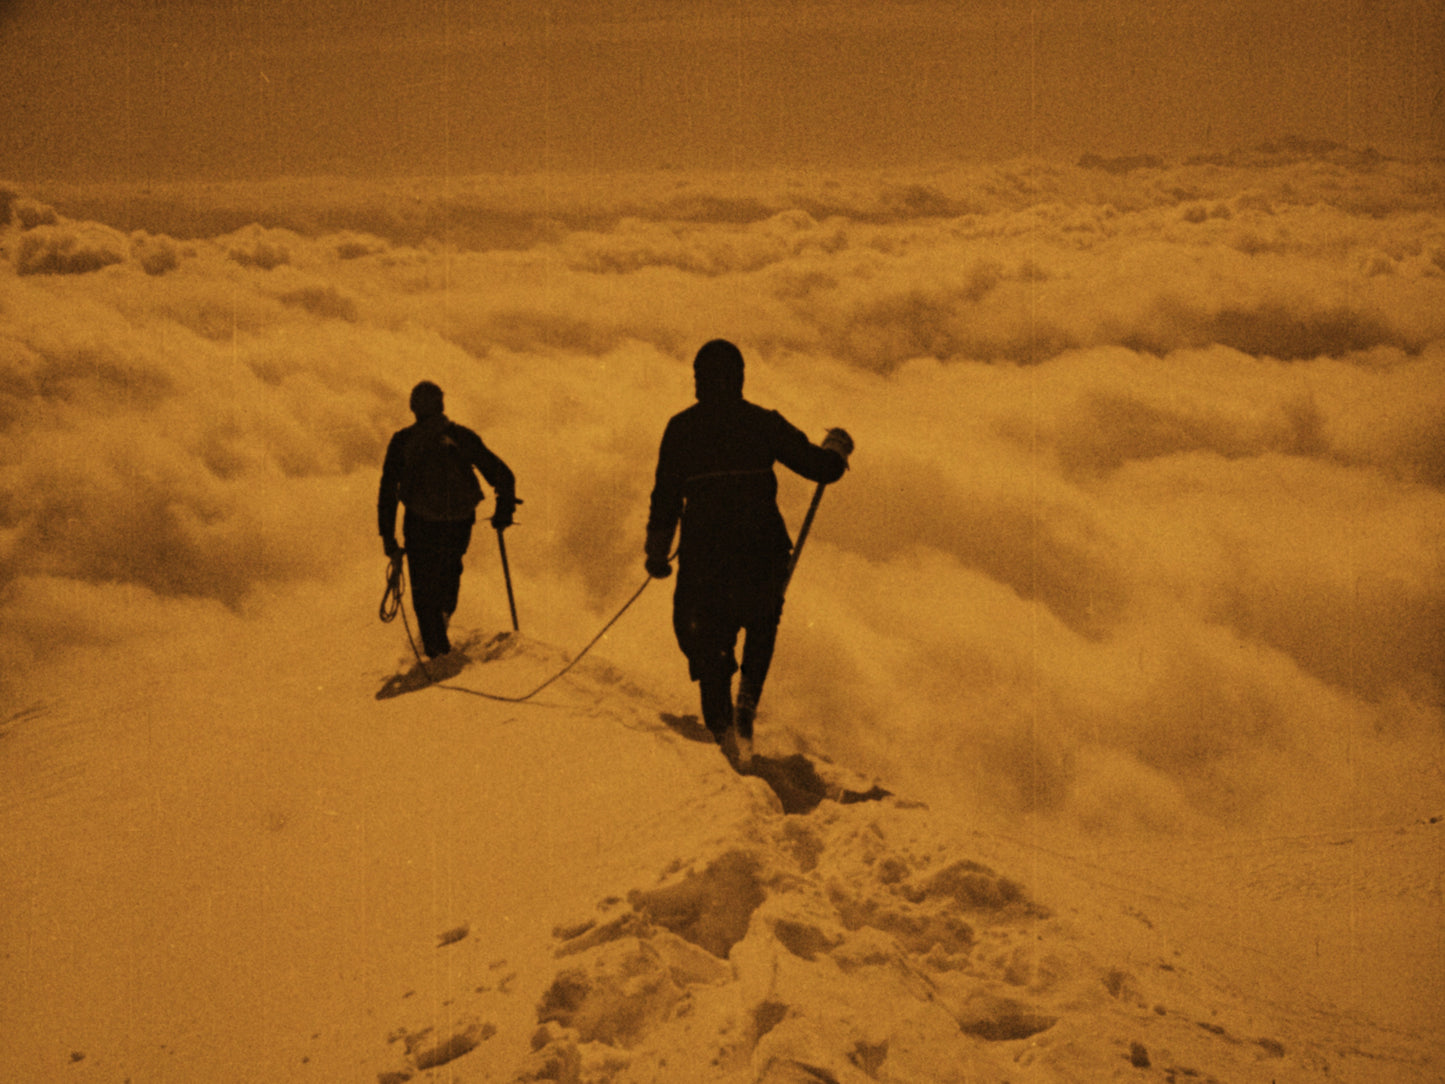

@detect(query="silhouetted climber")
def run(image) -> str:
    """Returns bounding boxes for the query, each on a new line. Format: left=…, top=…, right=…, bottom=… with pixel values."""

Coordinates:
left=378, top=381, right=517, bottom=658
left=646, top=340, right=853, bottom=767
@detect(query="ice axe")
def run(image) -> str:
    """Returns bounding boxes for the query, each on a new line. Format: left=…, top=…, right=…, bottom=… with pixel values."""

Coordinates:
left=784, top=481, right=828, bottom=590
left=785, top=428, right=853, bottom=590
left=728, top=427, right=849, bottom=768
left=496, top=528, right=519, bottom=631
left=495, top=497, right=522, bottom=632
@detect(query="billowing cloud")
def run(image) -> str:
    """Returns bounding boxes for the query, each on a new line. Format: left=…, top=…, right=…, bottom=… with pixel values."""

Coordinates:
left=3, top=153, right=1441, bottom=834
left=14, top=222, right=128, bottom=276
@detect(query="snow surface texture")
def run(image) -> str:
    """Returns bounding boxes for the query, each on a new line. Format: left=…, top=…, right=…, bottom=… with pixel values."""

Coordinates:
left=364, top=641, right=1437, bottom=1084
left=5, top=608, right=1438, bottom=1081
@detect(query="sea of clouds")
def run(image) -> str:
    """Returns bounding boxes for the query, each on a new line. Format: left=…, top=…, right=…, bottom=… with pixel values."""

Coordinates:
left=3, top=148, right=1441, bottom=835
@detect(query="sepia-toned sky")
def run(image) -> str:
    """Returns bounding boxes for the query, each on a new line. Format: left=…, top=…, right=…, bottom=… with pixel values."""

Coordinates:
left=1, top=0, right=1441, bottom=183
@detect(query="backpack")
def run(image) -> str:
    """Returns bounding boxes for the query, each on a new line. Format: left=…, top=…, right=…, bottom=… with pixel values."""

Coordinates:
left=399, top=418, right=484, bottom=522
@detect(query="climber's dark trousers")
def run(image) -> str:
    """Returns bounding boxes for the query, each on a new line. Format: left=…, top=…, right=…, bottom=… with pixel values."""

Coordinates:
left=674, top=560, right=786, bottom=741
left=404, top=511, right=474, bottom=658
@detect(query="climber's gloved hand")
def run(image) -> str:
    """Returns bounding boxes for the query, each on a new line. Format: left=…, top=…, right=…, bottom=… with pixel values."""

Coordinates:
left=491, top=494, right=520, bottom=531
left=822, top=427, right=855, bottom=466
left=644, top=528, right=674, bottom=579
left=384, top=536, right=403, bottom=560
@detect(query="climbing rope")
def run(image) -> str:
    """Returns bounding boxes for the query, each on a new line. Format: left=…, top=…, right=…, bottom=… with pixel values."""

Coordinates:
left=379, top=553, right=406, bottom=623
left=380, top=552, right=654, bottom=703
left=451, top=576, right=653, bottom=704
left=380, top=552, right=437, bottom=683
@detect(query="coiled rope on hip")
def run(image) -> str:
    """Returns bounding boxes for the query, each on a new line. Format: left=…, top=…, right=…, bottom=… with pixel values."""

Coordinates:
left=380, top=552, right=654, bottom=704
left=380, top=553, right=407, bottom=623
left=380, top=552, right=433, bottom=676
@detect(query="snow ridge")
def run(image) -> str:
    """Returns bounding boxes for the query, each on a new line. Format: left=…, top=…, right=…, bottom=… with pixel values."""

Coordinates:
left=357, top=637, right=1439, bottom=1084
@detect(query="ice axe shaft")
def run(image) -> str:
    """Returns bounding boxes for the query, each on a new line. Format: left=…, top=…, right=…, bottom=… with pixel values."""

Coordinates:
left=496, top=528, right=520, bottom=631
left=785, top=481, right=829, bottom=590
left=736, top=480, right=828, bottom=729
left=745, top=438, right=847, bottom=736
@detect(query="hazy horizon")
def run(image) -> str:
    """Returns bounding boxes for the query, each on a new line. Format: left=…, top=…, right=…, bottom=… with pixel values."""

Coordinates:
left=2, top=0, right=1440, bottom=185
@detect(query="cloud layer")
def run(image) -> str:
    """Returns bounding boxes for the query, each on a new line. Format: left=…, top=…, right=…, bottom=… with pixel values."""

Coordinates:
left=3, top=154, right=1441, bottom=834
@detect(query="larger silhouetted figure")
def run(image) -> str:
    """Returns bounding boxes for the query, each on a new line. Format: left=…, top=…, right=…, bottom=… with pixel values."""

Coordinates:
left=378, top=381, right=516, bottom=658
left=646, top=340, right=853, bottom=766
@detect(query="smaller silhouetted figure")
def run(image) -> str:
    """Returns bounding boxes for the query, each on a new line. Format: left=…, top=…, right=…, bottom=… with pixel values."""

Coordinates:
left=378, top=381, right=516, bottom=658
left=645, top=340, right=853, bottom=766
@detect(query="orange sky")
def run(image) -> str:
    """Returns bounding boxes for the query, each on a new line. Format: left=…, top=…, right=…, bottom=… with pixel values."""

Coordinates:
left=1, top=1, right=1441, bottom=182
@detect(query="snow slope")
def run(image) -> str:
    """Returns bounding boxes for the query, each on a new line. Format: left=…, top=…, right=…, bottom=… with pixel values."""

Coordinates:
left=2, top=564, right=1438, bottom=1083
